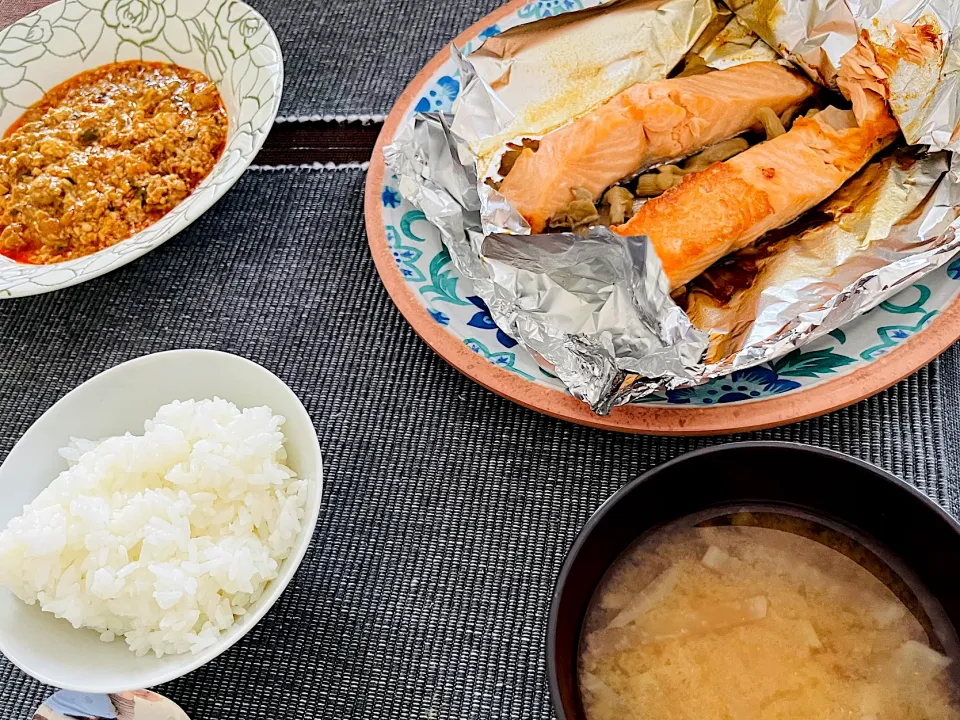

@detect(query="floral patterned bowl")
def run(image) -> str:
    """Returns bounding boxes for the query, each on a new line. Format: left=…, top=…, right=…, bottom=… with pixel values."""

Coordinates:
left=0, top=0, right=282, bottom=297
left=365, top=0, right=960, bottom=434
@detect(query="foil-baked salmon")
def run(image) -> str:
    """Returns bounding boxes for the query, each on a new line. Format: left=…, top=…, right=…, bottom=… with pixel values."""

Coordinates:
left=498, top=62, right=816, bottom=233
left=613, top=90, right=899, bottom=289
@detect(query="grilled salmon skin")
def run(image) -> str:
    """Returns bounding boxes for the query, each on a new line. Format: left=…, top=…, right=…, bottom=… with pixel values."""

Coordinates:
left=498, top=62, right=816, bottom=233
left=614, top=90, right=899, bottom=290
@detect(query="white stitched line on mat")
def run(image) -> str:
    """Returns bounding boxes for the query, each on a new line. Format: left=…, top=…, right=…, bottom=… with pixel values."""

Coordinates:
left=249, top=161, right=370, bottom=171
left=275, top=114, right=386, bottom=124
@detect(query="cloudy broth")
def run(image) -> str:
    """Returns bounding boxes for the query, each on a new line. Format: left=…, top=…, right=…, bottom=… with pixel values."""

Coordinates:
left=579, top=512, right=960, bottom=720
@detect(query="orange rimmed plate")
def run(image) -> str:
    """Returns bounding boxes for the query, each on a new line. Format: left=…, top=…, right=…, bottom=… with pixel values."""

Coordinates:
left=364, top=0, right=960, bottom=435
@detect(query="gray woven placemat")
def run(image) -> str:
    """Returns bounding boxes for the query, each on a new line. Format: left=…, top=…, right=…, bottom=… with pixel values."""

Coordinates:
left=248, top=0, right=504, bottom=118
left=0, top=167, right=954, bottom=719
left=939, top=342, right=960, bottom=488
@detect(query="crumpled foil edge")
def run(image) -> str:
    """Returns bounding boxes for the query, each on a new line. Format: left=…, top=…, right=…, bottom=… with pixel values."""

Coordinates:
left=612, top=225, right=960, bottom=407
left=385, top=110, right=711, bottom=412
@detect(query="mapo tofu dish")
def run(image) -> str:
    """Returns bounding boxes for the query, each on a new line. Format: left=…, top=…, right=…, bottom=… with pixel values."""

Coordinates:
left=0, top=61, right=226, bottom=265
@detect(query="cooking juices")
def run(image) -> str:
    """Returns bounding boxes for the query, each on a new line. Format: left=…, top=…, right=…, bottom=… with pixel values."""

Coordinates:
left=579, top=512, right=960, bottom=719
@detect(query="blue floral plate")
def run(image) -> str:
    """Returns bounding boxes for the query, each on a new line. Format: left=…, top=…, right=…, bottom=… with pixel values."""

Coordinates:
left=365, top=0, right=960, bottom=434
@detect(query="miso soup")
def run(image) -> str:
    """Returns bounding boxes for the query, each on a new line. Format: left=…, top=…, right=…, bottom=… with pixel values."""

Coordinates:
left=579, top=513, right=960, bottom=720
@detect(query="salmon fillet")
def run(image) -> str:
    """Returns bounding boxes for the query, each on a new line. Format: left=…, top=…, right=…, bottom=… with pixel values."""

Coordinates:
left=498, top=62, right=816, bottom=233
left=613, top=91, right=899, bottom=290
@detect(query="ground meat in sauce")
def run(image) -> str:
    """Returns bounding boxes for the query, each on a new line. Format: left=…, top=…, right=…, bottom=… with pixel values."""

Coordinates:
left=0, top=61, right=226, bottom=264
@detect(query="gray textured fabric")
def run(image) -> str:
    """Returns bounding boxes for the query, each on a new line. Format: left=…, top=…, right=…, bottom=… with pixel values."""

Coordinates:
left=939, top=342, right=960, bottom=501
left=248, top=0, right=505, bottom=117
left=0, top=168, right=953, bottom=719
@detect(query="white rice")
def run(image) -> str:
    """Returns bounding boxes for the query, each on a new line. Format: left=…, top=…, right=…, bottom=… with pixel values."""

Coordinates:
left=0, top=398, right=308, bottom=657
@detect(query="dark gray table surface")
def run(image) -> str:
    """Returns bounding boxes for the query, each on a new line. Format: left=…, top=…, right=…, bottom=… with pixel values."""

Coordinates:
left=248, top=0, right=505, bottom=118
left=0, top=167, right=957, bottom=719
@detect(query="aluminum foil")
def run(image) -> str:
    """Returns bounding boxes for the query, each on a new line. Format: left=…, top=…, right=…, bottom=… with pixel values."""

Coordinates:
left=724, top=0, right=857, bottom=87
left=455, top=0, right=717, bottom=167
left=728, top=0, right=960, bottom=150
left=684, top=149, right=960, bottom=366
left=689, top=6, right=779, bottom=70
left=385, top=112, right=710, bottom=409
left=385, top=0, right=960, bottom=415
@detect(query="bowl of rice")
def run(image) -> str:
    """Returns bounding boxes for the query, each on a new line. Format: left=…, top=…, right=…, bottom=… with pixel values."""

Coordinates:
left=0, top=349, right=323, bottom=693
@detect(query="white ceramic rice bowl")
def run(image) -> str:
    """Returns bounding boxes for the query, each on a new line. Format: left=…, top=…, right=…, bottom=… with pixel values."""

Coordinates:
left=0, top=349, right=323, bottom=692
